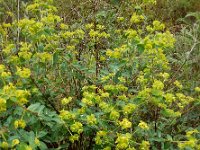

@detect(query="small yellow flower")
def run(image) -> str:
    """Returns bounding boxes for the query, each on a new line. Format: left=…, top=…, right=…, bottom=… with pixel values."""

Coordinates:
left=123, top=104, right=136, bottom=115
left=25, top=145, right=32, bottom=150
left=118, top=77, right=126, bottom=83
left=85, top=23, right=94, bottom=29
left=60, top=23, right=69, bottom=30
left=59, top=110, right=75, bottom=120
left=110, top=110, right=120, bottom=120
left=16, top=67, right=31, bottom=78
left=130, top=13, right=144, bottom=24
left=138, top=121, right=149, bottom=130
left=115, top=133, right=132, bottom=149
left=0, top=98, right=6, bottom=113
left=12, top=139, right=20, bottom=147
left=95, top=131, right=107, bottom=145
left=152, top=80, right=164, bottom=90
left=0, top=64, right=5, bottom=72
left=119, top=118, right=132, bottom=129
left=103, top=146, right=111, bottom=150
left=69, top=134, right=79, bottom=143
left=70, top=122, right=83, bottom=134
left=174, top=80, right=183, bottom=89
left=140, top=141, right=150, bottom=150
left=164, top=93, right=175, bottom=104
left=14, top=119, right=26, bottom=129
left=61, top=97, right=72, bottom=105
left=117, top=17, right=124, bottom=22
left=86, top=114, right=97, bottom=125
left=34, top=138, right=40, bottom=146
left=1, top=141, right=9, bottom=149
left=195, top=87, right=200, bottom=92
left=101, top=92, right=109, bottom=98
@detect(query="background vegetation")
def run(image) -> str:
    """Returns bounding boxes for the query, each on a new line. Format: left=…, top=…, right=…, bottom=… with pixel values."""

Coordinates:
left=0, top=0, right=199, bottom=149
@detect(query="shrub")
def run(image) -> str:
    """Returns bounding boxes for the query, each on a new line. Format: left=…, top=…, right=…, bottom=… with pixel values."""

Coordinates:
left=0, top=0, right=199, bottom=149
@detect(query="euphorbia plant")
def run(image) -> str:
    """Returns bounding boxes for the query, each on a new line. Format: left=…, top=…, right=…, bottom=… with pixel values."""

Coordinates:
left=0, top=0, right=199, bottom=149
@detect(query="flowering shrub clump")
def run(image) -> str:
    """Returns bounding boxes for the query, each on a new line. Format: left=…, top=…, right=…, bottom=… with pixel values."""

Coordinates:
left=0, top=0, right=199, bottom=149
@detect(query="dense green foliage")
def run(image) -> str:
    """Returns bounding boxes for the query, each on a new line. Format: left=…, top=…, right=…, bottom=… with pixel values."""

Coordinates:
left=0, top=0, right=199, bottom=149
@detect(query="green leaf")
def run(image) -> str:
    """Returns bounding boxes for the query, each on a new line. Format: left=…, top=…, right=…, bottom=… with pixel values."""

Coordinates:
left=27, top=103, right=45, bottom=115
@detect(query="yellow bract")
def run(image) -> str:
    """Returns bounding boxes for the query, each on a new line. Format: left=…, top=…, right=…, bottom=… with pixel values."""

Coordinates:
left=16, top=67, right=31, bottom=79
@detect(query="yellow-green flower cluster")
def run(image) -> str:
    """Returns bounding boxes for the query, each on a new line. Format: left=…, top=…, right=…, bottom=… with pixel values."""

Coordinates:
left=1, top=71, right=11, bottom=78
left=123, top=103, right=136, bottom=115
left=60, top=23, right=69, bottom=30
left=16, top=67, right=31, bottom=78
left=89, top=29, right=110, bottom=41
left=158, top=72, right=170, bottom=80
left=124, top=29, right=138, bottom=39
left=70, top=122, right=83, bottom=134
left=85, top=23, right=94, bottom=29
left=146, top=20, right=165, bottom=33
left=0, top=98, right=6, bottom=113
left=86, top=114, right=97, bottom=125
left=101, top=73, right=115, bottom=82
left=61, top=97, right=72, bottom=105
left=1, top=83, right=30, bottom=106
left=18, top=19, right=36, bottom=31
left=130, top=13, right=144, bottom=24
left=143, top=0, right=156, bottom=4
left=0, top=64, right=5, bottom=72
left=164, top=93, right=175, bottom=104
left=176, top=93, right=194, bottom=108
left=118, top=77, right=126, bottom=83
left=106, top=45, right=128, bottom=59
left=95, top=130, right=107, bottom=145
left=99, top=101, right=110, bottom=113
left=162, top=108, right=181, bottom=118
left=110, top=110, right=120, bottom=121
left=152, top=80, right=164, bottom=90
left=100, top=92, right=110, bottom=98
left=61, top=31, right=75, bottom=39
left=136, top=73, right=148, bottom=86
left=1, top=141, right=9, bottom=149
left=174, top=80, right=183, bottom=89
left=2, top=44, right=15, bottom=55
left=34, top=52, right=52, bottom=62
left=104, top=84, right=128, bottom=92
left=117, top=94, right=128, bottom=102
left=115, top=133, right=132, bottom=149
left=195, top=87, right=200, bottom=92
left=82, top=85, right=97, bottom=91
left=15, top=89, right=30, bottom=105
left=0, top=24, right=8, bottom=36
left=119, top=118, right=132, bottom=129
left=143, top=44, right=169, bottom=70
left=59, top=110, right=75, bottom=120
left=82, top=91, right=100, bottom=106
left=0, top=64, right=11, bottom=79
left=27, top=0, right=56, bottom=14
left=14, top=119, right=26, bottom=129
left=140, top=141, right=150, bottom=150
left=12, top=139, right=20, bottom=147
left=41, top=14, right=61, bottom=25
left=117, top=17, right=125, bottom=22
left=69, top=134, right=79, bottom=143
left=153, top=20, right=165, bottom=31
left=154, top=31, right=176, bottom=48
left=18, top=42, right=32, bottom=60
left=137, top=88, right=151, bottom=100
left=74, top=29, right=85, bottom=39
left=29, top=22, right=44, bottom=35
left=178, top=129, right=199, bottom=150
left=138, top=121, right=149, bottom=130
